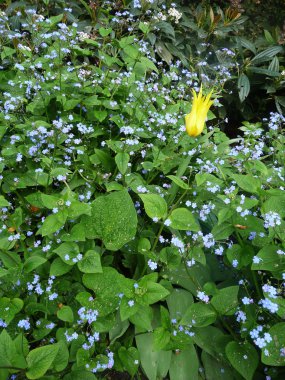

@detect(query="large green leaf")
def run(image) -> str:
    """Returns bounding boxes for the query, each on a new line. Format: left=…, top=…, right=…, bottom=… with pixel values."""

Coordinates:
left=251, top=245, right=285, bottom=272
left=169, top=208, right=200, bottom=231
left=181, top=303, right=217, bottom=327
left=166, top=288, right=194, bottom=320
left=136, top=333, right=171, bottom=380
left=262, top=323, right=285, bottom=366
left=118, top=347, right=139, bottom=377
left=139, top=193, right=168, bottom=219
left=52, top=341, right=69, bottom=372
left=26, top=344, right=59, bottom=379
left=211, top=286, right=239, bottom=315
left=202, top=351, right=236, bottom=380
left=251, top=45, right=283, bottom=64
left=77, top=250, right=102, bottom=273
left=169, top=346, right=199, bottom=380
left=231, top=174, right=261, bottom=194
left=63, top=371, right=97, bottom=380
left=226, top=341, right=258, bottom=380
left=0, top=297, right=23, bottom=324
left=0, top=329, right=23, bottom=368
left=82, top=267, right=132, bottom=316
left=57, top=306, right=74, bottom=323
left=115, top=152, right=130, bottom=175
left=81, top=190, right=137, bottom=250
left=40, top=210, right=68, bottom=236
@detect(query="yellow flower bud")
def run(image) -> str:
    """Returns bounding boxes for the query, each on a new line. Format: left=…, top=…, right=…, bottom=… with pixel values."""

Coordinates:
left=185, top=86, right=213, bottom=137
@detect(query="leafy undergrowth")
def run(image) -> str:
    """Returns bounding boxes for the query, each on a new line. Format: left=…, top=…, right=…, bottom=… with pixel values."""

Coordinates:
left=0, top=1, right=285, bottom=380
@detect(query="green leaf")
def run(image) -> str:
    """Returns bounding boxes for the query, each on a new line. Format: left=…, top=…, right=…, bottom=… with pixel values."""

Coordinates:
left=0, top=329, right=17, bottom=367
left=251, top=245, right=285, bottom=272
left=226, top=244, right=254, bottom=269
left=262, top=195, right=285, bottom=217
left=40, top=193, right=60, bottom=209
left=156, top=21, right=175, bottom=38
left=226, top=341, right=258, bottom=380
left=139, top=57, right=159, bottom=73
left=53, top=242, right=79, bottom=265
left=26, top=344, right=59, bottom=379
left=139, top=193, right=168, bottom=219
left=0, top=195, right=10, bottom=207
left=118, top=347, right=139, bottom=377
left=247, top=66, right=279, bottom=76
left=137, top=237, right=151, bottom=253
left=155, top=41, right=173, bottom=64
left=181, top=303, right=217, bottom=327
left=0, top=329, right=26, bottom=372
left=169, top=346, right=199, bottom=380
left=115, top=152, right=129, bottom=175
left=50, top=258, right=73, bottom=276
left=62, top=223, right=86, bottom=242
left=123, top=44, right=139, bottom=59
left=81, top=190, right=137, bottom=250
left=82, top=267, right=132, bottom=316
left=231, top=174, right=261, bottom=194
left=63, top=98, right=81, bottom=110
left=52, top=340, right=69, bottom=372
left=63, top=370, right=97, bottom=380
left=0, top=297, right=23, bottom=324
left=140, top=281, right=170, bottom=305
left=139, top=21, right=149, bottom=34
left=163, top=263, right=211, bottom=295
left=169, top=208, right=200, bottom=231
left=153, top=327, right=171, bottom=350
left=67, top=201, right=91, bottom=219
left=159, top=247, right=181, bottom=269
left=14, top=333, right=29, bottom=356
left=120, top=297, right=139, bottom=321
left=136, top=333, right=171, bottom=380
left=251, top=45, right=283, bottom=64
left=264, top=30, right=275, bottom=44
left=77, top=250, right=102, bottom=273
left=167, top=288, right=194, bottom=320
left=48, top=13, right=63, bottom=26
left=239, top=38, right=256, bottom=54
left=1, top=46, right=16, bottom=60
left=238, top=73, right=250, bottom=102
left=93, top=110, right=107, bottom=122
left=268, top=56, right=279, bottom=73
left=202, top=351, right=235, bottom=380
left=211, top=286, right=239, bottom=315
left=166, top=175, right=190, bottom=189
left=212, top=223, right=234, bottom=240
left=40, top=210, right=68, bottom=236
left=129, top=304, right=153, bottom=331
left=83, top=95, right=101, bottom=107
left=99, top=27, right=112, bottom=37
left=57, top=306, right=74, bottom=323
left=24, top=256, right=47, bottom=273
left=109, top=311, right=129, bottom=343
left=262, top=322, right=285, bottom=366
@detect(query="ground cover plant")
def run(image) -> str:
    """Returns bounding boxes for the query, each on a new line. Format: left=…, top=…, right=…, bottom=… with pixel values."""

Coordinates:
left=0, top=0, right=285, bottom=379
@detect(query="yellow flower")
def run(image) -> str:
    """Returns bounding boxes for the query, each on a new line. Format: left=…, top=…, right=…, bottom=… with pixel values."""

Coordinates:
left=185, top=86, right=213, bottom=137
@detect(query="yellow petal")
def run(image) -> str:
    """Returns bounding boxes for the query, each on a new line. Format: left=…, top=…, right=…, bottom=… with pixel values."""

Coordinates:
left=185, top=86, right=214, bottom=137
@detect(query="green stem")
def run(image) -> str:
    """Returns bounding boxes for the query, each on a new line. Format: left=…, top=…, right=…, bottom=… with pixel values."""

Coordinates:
left=151, top=222, right=164, bottom=253
left=169, top=189, right=189, bottom=212
left=251, top=270, right=263, bottom=299
left=167, top=156, right=191, bottom=205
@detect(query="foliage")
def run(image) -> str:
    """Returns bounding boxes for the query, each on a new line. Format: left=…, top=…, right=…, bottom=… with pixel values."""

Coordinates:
left=0, top=1, right=284, bottom=379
